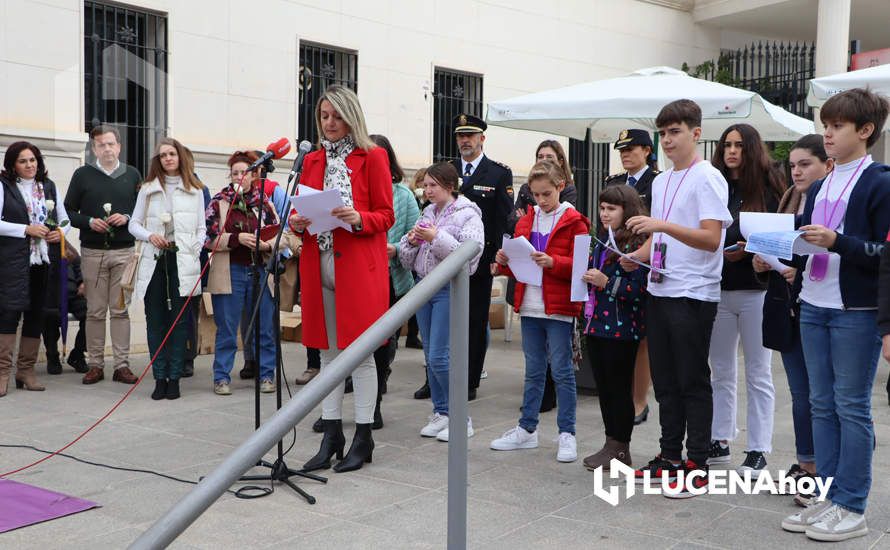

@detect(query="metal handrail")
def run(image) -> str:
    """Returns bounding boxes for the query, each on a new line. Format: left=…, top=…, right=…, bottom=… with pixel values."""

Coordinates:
left=130, top=240, right=481, bottom=550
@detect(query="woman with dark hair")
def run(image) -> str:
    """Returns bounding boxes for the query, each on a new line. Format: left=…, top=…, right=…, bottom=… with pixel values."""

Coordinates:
left=400, top=161, right=484, bottom=441
left=291, top=85, right=394, bottom=473
left=205, top=150, right=299, bottom=396
left=708, top=123, right=785, bottom=474
left=129, top=138, right=206, bottom=400
left=369, top=134, right=420, bottom=427
left=0, top=141, right=70, bottom=396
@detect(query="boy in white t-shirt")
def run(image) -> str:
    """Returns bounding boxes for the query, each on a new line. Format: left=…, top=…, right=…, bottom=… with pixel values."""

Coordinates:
left=620, top=99, right=732, bottom=498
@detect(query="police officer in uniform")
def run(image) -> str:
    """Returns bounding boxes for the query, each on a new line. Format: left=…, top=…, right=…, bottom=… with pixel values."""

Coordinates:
left=603, top=128, right=658, bottom=210
left=451, top=114, right=513, bottom=400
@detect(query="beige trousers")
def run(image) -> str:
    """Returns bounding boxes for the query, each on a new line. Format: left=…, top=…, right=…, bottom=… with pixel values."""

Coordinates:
left=81, top=247, right=132, bottom=370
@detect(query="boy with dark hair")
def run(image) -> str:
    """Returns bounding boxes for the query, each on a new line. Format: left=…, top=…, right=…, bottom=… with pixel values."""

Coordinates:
left=784, top=87, right=890, bottom=541
left=621, top=98, right=732, bottom=498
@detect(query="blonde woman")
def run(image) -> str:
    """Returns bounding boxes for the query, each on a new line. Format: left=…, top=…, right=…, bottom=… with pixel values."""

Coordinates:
left=290, top=85, right=394, bottom=473
left=129, top=138, right=206, bottom=400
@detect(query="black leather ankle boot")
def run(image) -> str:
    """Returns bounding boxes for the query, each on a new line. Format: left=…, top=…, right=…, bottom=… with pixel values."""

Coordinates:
left=302, top=419, right=345, bottom=472
left=333, top=423, right=374, bottom=473
left=151, top=379, right=168, bottom=400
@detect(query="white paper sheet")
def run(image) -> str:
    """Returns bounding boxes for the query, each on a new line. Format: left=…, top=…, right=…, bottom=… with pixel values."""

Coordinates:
left=289, top=184, right=352, bottom=236
left=502, top=235, right=542, bottom=286
left=600, top=227, right=670, bottom=274
left=739, top=212, right=796, bottom=272
left=571, top=234, right=592, bottom=302
left=745, top=230, right=825, bottom=260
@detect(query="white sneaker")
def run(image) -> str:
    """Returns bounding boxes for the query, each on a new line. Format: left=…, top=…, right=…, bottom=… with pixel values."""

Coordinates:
left=557, top=432, right=577, bottom=462
left=480, top=369, right=488, bottom=379
left=490, top=426, right=538, bottom=451
left=436, top=417, right=474, bottom=442
left=806, top=504, right=868, bottom=542
left=420, top=413, right=450, bottom=437
left=781, top=499, right=833, bottom=533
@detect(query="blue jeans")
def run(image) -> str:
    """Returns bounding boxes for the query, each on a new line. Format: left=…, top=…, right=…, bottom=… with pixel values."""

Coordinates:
left=799, top=302, right=880, bottom=514
left=416, top=284, right=451, bottom=415
left=780, top=331, right=815, bottom=464
left=519, top=316, right=576, bottom=434
left=211, top=264, right=276, bottom=383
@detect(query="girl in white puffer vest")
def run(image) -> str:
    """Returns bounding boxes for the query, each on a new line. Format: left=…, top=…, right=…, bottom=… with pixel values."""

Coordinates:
left=129, top=138, right=206, bottom=400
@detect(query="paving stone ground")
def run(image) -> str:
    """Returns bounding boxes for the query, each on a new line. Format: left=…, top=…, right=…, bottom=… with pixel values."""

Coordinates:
left=2, top=328, right=890, bottom=549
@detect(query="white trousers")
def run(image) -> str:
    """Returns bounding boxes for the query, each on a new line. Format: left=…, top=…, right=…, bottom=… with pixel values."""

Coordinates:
left=319, top=251, right=377, bottom=423
left=709, top=290, right=775, bottom=452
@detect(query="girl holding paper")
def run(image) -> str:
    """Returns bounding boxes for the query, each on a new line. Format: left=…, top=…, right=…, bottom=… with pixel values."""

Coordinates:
left=491, top=161, right=590, bottom=463
left=753, top=134, right=833, bottom=506
left=580, top=184, right=649, bottom=471
left=707, top=123, right=785, bottom=474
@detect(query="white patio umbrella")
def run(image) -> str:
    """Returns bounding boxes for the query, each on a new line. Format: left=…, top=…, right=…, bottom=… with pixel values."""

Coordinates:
left=486, top=66, right=814, bottom=142
left=808, top=64, right=890, bottom=131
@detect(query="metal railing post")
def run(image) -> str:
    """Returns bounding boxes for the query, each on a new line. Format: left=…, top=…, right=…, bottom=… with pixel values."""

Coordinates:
left=130, top=241, right=480, bottom=549
left=446, top=268, right=469, bottom=550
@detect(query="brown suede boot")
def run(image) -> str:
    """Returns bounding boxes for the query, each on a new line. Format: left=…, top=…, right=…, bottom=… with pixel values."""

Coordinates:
left=0, top=333, right=13, bottom=397
left=15, top=336, right=45, bottom=391
left=583, top=437, right=632, bottom=471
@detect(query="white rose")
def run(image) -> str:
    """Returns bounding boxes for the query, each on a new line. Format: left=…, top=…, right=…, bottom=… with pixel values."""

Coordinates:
left=45, top=199, right=55, bottom=211
left=103, top=203, right=112, bottom=215
left=160, top=212, right=172, bottom=224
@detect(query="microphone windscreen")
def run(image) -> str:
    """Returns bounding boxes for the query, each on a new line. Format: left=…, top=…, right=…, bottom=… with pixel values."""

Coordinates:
left=268, top=137, right=291, bottom=159
left=298, top=140, right=312, bottom=154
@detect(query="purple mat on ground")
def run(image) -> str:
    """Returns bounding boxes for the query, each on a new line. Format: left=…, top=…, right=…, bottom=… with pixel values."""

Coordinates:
left=0, top=479, right=100, bottom=533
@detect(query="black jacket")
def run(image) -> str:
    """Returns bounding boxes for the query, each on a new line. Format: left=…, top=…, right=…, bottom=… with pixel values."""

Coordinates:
left=0, top=174, right=56, bottom=311
left=452, top=156, right=513, bottom=265
left=603, top=167, right=658, bottom=210
left=721, top=179, right=781, bottom=291
left=797, top=163, right=890, bottom=312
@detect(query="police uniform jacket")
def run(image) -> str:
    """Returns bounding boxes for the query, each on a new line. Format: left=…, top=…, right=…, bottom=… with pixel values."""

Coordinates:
left=603, top=167, right=658, bottom=210
left=451, top=156, right=513, bottom=265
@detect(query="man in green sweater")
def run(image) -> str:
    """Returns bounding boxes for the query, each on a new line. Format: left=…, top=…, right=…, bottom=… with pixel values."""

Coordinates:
left=64, top=125, right=141, bottom=385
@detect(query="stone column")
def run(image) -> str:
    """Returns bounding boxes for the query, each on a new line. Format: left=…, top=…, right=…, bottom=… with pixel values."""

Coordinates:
left=814, top=0, right=852, bottom=130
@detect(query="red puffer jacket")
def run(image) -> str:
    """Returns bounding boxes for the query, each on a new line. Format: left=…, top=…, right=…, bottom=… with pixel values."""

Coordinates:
left=500, top=205, right=590, bottom=317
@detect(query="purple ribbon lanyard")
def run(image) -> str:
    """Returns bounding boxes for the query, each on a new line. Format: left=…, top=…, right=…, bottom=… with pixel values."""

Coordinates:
left=808, top=156, right=867, bottom=282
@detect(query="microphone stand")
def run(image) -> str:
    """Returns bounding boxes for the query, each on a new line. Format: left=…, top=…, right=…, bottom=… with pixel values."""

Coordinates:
left=235, top=156, right=324, bottom=504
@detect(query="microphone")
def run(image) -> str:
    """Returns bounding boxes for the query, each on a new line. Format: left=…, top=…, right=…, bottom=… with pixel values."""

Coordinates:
left=288, top=140, right=313, bottom=182
left=246, top=138, right=291, bottom=172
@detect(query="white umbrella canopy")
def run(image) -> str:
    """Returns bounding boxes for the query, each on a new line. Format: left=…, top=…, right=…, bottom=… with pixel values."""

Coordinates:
left=808, top=64, right=890, bottom=130
left=486, top=67, right=814, bottom=142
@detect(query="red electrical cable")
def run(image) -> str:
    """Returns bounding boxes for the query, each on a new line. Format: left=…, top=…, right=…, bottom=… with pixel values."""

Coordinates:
left=0, top=174, right=277, bottom=478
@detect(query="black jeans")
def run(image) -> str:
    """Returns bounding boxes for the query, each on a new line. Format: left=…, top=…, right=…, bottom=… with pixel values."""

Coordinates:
left=646, top=295, right=717, bottom=465
left=0, top=265, right=48, bottom=337
left=587, top=336, right=638, bottom=443
left=468, top=267, right=493, bottom=390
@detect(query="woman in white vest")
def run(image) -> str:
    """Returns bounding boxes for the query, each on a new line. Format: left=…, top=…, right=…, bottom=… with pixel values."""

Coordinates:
left=129, top=138, right=206, bottom=400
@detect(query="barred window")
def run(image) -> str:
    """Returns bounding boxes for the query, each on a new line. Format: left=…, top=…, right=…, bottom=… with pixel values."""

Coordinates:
left=84, top=1, right=168, bottom=175
left=298, top=42, right=358, bottom=144
left=433, top=68, right=483, bottom=163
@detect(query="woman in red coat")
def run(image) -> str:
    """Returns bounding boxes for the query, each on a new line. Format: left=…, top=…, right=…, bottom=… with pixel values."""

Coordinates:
left=291, top=85, right=394, bottom=473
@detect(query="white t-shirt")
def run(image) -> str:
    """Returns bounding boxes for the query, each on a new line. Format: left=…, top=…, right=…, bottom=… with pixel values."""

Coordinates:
left=647, top=161, right=732, bottom=302
left=799, top=155, right=873, bottom=310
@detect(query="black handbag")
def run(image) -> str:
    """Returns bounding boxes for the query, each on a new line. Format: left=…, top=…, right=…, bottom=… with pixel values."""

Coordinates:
left=761, top=271, right=797, bottom=352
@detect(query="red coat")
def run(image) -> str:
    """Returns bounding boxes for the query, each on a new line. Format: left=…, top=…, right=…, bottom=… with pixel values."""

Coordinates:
left=501, top=207, right=590, bottom=317
left=298, top=146, right=394, bottom=349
